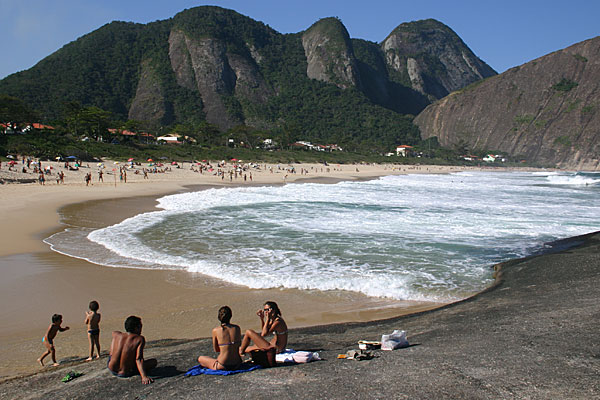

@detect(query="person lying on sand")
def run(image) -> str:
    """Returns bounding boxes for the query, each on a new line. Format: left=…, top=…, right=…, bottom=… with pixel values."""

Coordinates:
left=107, top=316, right=156, bottom=384
left=197, top=306, right=243, bottom=370
left=239, top=301, right=288, bottom=355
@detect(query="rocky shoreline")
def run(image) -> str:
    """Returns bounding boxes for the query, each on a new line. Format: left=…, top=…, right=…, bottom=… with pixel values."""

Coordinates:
left=1, top=231, right=599, bottom=399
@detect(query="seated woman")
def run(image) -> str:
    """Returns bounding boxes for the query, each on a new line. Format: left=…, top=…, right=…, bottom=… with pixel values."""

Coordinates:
left=239, top=301, right=288, bottom=355
left=197, top=306, right=243, bottom=371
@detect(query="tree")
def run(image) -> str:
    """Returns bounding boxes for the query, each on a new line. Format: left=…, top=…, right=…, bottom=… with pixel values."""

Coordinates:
left=195, top=121, right=224, bottom=146
left=77, top=106, right=113, bottom=141
left=0, top=95, right=38, bottom=129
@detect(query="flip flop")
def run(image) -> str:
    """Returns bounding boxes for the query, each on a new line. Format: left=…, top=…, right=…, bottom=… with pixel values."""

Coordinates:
left=61, top=371, right=83, bottom=383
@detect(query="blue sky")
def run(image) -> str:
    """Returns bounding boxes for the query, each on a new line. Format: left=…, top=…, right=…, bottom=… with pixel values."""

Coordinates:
left=1, top=0, right=598, bottom=79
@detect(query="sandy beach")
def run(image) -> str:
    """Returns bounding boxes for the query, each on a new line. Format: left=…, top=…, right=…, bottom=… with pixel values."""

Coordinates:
left=0, top=159, right=484, bottom=379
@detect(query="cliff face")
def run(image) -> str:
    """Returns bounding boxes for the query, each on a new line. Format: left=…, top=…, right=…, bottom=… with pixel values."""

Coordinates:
left=128, top=60, right=166, bottom=123
left=302, top=18, right=361, bottom=90
left=167, top=29, right=271, bottom=130
left=382, top=19, right=496, bottom=101
left=414, top=37, right=600, bottom=170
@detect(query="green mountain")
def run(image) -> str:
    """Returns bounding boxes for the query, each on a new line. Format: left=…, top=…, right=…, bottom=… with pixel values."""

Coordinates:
left=0, top=6, right=495, bottom=151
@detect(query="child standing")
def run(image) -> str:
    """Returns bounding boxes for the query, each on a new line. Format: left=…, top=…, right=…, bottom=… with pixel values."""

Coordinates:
left=85, top=300, right=101, bottom=360
left=38, top=314, right=70, bottom=366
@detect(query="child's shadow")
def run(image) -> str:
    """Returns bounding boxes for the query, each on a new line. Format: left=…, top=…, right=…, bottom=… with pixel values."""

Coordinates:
left=151, top=365, right=184, bottom=379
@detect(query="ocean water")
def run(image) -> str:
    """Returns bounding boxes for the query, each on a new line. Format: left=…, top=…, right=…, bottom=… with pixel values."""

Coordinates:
left=45, top=171, right=600, bottom=302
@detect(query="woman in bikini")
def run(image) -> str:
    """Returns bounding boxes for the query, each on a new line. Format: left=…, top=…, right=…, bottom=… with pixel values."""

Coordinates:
left=197, top=306, right=243, bottom=370
left=239, top=301, right=288, bottom=355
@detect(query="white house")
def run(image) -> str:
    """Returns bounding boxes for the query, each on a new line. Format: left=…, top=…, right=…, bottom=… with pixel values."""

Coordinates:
left=396, top=145, right=413, bottom=156
left=157, top=134, right=181, bottom=144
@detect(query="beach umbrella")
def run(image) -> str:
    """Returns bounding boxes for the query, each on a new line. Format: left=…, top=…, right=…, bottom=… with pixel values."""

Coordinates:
left=8, top=160, right=16, bottom=165
left=231, top=158, right=238, bottom=161
left=128, top=158, right=134, bottom=162
left=171, top=161, right=178, bottom=165
left=66, top=155, right=77, bottom=160
left=55, top=156, right=61, bottom=160
left=114, top=161, right=119, bottom=165
left=147, top=158, right=153, bottom=162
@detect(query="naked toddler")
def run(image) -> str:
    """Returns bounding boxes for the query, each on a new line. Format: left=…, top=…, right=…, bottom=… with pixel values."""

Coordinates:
left=38, top=314, right=70, bottom=367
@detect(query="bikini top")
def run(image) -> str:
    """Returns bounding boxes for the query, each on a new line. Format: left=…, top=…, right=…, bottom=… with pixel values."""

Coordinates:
left=218, top=324, right=240, bottom=346
left=270, top=317, right=288, bottom=336
left=218, top=341, right=239, bottom=346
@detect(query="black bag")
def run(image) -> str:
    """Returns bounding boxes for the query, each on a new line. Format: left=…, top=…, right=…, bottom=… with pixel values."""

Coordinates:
left=250, top=348, right=276, bottom=368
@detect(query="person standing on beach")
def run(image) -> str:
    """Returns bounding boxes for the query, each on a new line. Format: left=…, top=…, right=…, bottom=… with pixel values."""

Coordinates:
left=84, top=300, right=101, bottom=361
left=38, top=314, right=70, bottom=367
left=108, top=316, right=156, bottom=384
left=98, top=169, right=103, bottom=182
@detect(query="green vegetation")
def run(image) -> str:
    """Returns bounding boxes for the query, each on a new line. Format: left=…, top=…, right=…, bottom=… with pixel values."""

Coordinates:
left=566, top=99, right=581, bottom=112
left=552, top=78, right=578, bottom=92
left=573, top=54, right=588, bottom=63
left=514, top=114, right=535, bottom=125
left=553, top=135, right=572, bottom=147
left=1, top=129, right=484, bottom=166
left=582, top=104, right=595, bottom=114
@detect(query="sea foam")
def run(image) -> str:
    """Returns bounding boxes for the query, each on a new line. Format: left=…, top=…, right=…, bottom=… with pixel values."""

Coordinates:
left=44, top=171, right=600, bottom=302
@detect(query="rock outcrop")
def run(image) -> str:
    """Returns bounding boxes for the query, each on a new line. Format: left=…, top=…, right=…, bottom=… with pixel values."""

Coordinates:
left=414, top=36, right=600, bottom=170
left=382, top=19, right=496, bottom=101
left=128, top=60, right=166, bottom=123
left=167, top=29, right=271, bottom=130
left=302, top=18, right=361, bottom=90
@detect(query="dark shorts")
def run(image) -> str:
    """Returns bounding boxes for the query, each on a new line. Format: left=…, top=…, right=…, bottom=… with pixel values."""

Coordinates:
left=88, top=329, right=100, bottom=336
left=107, top=356, right=136, bottom=378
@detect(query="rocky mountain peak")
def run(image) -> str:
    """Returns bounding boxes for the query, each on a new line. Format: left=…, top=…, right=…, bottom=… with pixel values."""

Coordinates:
left=382, top=19, right=496, bottom=100
left=301, top=17, right=362, bottom=89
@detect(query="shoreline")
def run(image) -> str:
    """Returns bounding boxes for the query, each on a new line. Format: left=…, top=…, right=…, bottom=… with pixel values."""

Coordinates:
left=1, top=162, right=481, bottom=379
left=0, top=162, right=577, bottom=380
left=2, top=230, right=598, bottom=398
left=0, top=161, right=482, bottom=257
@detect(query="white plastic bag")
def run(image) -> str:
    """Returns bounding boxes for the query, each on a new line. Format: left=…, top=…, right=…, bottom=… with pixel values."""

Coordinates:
left=381, top=329, right=409, bottom=350
left=292, top=351, right=320, bottom=363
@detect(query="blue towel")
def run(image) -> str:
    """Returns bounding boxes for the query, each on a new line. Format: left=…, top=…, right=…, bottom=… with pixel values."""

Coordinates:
left=185, top=363, right=262, bottom=376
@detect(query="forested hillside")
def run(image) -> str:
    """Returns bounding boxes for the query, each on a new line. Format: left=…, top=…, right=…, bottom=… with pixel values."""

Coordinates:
left=0, top=6, right=494, bottom=152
